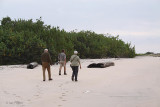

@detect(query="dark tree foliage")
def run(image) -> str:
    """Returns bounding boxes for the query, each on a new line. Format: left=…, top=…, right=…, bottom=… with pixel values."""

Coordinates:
left=0, top=17, right=136, bottom=65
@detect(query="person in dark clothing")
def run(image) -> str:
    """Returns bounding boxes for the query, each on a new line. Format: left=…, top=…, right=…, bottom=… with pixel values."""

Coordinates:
left=70, top=51, right=81, bottom=82
left=41, top=49, right=52, bottom=81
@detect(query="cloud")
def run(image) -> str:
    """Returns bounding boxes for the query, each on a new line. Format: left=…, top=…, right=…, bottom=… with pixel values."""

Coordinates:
left=1, top=0, right=160, bottom=53
left=106, top=30, right=160, bottom=37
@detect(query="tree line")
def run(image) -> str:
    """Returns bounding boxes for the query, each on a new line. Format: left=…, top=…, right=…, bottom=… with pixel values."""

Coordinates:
left=0, top=16, right=135, bottom=65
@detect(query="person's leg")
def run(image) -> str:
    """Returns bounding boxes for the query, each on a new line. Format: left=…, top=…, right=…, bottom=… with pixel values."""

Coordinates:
left=46, top=63, right=52, bottom=80
left=64, top=64, right=67, bottom=75
left=71, top=66, right=76, bottom=81
left=42, top=63, right=46, bottom=81
left=75, top=66, right=79, bottom=81
left=59, top=62, right=62, bottom=75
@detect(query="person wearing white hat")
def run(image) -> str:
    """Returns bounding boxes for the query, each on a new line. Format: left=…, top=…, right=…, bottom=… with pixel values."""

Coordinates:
left=74, top=51, right=78, bottom=54
left=70, top=51, right=81, bottom=81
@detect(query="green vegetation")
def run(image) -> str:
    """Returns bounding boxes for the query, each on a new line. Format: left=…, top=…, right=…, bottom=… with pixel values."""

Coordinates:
left=136, top=52, right=160, bottom=57
left=0, top=16, right=136, bottom=65
left=136, top=52, right=154, bottom=56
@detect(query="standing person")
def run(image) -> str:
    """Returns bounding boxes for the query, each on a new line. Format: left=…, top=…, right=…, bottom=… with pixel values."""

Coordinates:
left=41, top=49, right=52, bottom=81
left=70, top=51, right=81, bottom=82
left=58, top=49, right=67, bottom=75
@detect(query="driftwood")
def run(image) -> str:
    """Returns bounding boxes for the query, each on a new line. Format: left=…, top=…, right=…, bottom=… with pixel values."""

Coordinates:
left=87, top=62, right=114, bottom=68
left=27, top=62, right=38, bottom=69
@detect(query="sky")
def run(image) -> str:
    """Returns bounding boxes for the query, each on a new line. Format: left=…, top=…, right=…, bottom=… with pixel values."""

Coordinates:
left=0, top=0, right=160, bottom=53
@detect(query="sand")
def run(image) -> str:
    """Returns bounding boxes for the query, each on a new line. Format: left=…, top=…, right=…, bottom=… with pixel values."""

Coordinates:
left=0, top=56, right=160, bottom=107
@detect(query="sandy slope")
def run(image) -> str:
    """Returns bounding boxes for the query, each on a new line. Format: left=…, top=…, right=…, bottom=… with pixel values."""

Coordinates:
left=0, top=56, right=160, bottom=107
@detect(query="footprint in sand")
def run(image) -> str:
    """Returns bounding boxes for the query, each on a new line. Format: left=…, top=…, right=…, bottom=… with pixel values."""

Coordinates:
left=16, top=96, right=21, bottom=98
left=61, top=93, right=67, bottom=102
left=59, top=97, right=63, bottom=99
left=11, top=93, right=22, bottom=99
left=3, top=91, right=9, bottom=94
left=65, top=81, right=69, bottom=84
left=59, top=84, right=63, bottom=87
left=34, top=94, right=41, bottom=99
left=33, top=84, right=43, bottom=99
left=58, top=105, right=62, bottom=107
left=62, top=100, right=67, bottom=102
left=62, top=93, right=66, bottom=96
left=14, top=101, right=23, bottom=105
left=6, top=101, right=23, bottom=105
left=27, top=99, right=31, bottom=102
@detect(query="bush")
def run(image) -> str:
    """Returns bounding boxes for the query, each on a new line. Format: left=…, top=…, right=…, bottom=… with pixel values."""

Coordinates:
left=0, top=17, right=136, bottom=65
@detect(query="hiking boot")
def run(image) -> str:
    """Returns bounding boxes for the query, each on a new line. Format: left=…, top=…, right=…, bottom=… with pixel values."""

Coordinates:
left=64, top=72, right=67, bottom=75
left=49, top=78, right=53, bottom=81
left=59, top=71, right=61, bottom=75
left=75, top=80, right=78, bottom=82
left=71, top=77, right=74, bottom=81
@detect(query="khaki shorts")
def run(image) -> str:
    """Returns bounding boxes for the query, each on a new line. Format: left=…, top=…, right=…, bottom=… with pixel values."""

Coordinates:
left=59, top=61, right=66, bottom=67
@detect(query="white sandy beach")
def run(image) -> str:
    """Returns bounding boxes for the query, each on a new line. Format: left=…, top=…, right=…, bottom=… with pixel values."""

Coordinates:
left=0, top=56, right=160, bottom=107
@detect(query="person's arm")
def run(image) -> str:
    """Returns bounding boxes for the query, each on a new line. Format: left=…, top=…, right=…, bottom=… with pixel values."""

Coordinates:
left=64, top=54, right=66, bottom=65
left=65, top=58, right=66, bottom=65
left=79, top=63, right=81, bottom=69
left=78, top=57, right=81, bottom=69
left=48, top=53, right=52, bottom=65
left=41, top=54, right=43, bottom=65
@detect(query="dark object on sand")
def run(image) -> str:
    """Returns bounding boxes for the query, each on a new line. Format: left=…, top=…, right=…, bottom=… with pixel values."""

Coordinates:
left=87, top=62, right=114, bottom=68
left=27, top=62, right=38, bottom=69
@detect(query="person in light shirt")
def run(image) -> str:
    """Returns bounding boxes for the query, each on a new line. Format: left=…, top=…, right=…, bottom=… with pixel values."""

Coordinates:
left=58, top=49, right=67, bottom=75
left=70, top=51, right=81, bottom=82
